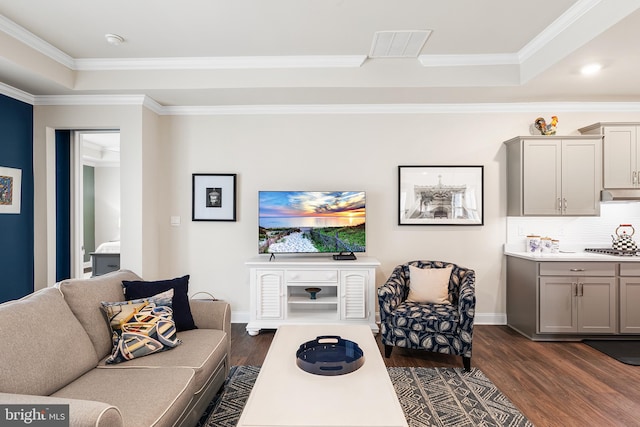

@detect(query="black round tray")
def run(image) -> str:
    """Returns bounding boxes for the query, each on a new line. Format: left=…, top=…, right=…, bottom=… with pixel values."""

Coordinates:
left=296, top=335, right=365, bottom=376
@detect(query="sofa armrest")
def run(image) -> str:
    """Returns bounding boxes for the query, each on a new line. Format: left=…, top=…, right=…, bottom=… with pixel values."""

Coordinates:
left=188, top=299, right=231, bottom=376
left=0, top=393, right=123, bottom=427
left=189, top=300, right=231, bottom=334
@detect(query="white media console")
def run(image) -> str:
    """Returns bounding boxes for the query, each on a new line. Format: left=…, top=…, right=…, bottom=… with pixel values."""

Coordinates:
left=245, top=256, right=380, bottom=336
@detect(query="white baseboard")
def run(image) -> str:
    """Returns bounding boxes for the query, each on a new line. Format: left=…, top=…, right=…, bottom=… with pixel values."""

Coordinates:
left=231, top=311, right=250, bottom=324
left=230, top=311, right=507, bottom=325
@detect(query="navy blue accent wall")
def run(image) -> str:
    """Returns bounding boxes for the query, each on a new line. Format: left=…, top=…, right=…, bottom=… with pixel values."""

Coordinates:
left=55, top=130, right=71, bottom=281
left=0, top=94, right=34, bottom=303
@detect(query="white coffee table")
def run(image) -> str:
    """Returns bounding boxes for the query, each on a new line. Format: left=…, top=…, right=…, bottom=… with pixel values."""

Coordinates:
left=237, top=324, right=407, bottom=427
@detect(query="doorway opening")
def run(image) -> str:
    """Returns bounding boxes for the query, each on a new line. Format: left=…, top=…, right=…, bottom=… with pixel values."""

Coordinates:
left=76, top=131, right=121, bottom=278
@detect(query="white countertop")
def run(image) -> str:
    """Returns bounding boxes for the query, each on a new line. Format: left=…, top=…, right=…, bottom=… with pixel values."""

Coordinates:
left=504, top=245, right=640, bottom=262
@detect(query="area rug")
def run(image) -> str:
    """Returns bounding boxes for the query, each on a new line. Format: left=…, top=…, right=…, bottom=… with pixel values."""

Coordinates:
left=196, top=365, right=532, bottom=427
left=583, top=340, right=640, bottom=366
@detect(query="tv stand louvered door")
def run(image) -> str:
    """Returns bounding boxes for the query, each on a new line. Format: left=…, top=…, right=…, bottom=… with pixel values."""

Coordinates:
left=245, top=256, right=380, bottom=336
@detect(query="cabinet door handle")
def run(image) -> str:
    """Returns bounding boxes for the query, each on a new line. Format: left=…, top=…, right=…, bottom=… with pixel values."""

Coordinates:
left=573, top=282, right=578, bottom=296
left=578, top=283, right=584, bottom=297
left=563, top=198, right=567, bottom=212
left=634, top=171, right=638, bottom=185
left=557, top=198, right=562, bottom=212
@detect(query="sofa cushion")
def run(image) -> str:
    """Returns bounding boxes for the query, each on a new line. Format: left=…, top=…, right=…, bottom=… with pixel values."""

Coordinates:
left=98, top=329, right=227, bottom=394
left=122, top=275, right=197, bottom=332
left=52, top=367, right=196, bottom=427
left=0, top=287, right=99, bottom=395
left=58, top=270, right=143, bottom=358
left=101, top=290, right=181, bottom=364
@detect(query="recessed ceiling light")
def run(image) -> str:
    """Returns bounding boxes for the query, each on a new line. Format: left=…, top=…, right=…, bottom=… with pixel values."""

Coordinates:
left=580, top=63, right=602, bottom=76
left=105, top=34, right=125, bottom=46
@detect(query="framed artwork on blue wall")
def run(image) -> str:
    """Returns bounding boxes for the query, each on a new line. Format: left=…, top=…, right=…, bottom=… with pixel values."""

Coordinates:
left=0, top=166, right=21, bottom=214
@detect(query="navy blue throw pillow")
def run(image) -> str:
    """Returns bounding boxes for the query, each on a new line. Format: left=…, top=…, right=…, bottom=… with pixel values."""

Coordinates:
left=122, top=275, right=197, bottom=331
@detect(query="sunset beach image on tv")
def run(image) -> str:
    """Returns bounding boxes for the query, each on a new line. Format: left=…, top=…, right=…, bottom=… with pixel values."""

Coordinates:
left=258, top=191, right=366, bottom=254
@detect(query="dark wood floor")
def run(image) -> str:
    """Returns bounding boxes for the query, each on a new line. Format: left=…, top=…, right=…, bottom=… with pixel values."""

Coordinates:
left=230, top=323, right=640, bottom=427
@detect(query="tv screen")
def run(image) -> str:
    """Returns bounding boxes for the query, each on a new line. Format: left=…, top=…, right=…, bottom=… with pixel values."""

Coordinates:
left=259, top=191, right=366, bottom=254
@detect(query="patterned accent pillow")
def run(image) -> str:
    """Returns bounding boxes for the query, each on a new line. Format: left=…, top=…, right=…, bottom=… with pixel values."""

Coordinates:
left=100, top=289, right=181, bottom=364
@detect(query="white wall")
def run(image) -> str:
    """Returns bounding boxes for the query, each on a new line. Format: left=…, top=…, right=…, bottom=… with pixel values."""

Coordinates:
left=154, top=109, right=640, bottom=324
left=33, top=103, right=640, bottom=323
left=94, top=166, right=120, bottom=246
left=33, top=104, right=149, bottom=288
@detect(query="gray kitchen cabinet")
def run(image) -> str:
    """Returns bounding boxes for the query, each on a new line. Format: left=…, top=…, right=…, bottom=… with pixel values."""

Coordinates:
left=619, top=263, right=640, bottom=333
left=539, top=276, right=617, bottom=334
left=506, top=257, right=618, bottom=340
left=505, top=136, right=602, bottom=216
left=538, top=262, right=616, bottom=334
left=580, top=123, right=640, bottom=188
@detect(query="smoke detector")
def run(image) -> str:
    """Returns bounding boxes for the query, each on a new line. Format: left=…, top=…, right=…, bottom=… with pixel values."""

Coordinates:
left=105, top=34, right=125, bottom=46
left=369, top=30, right=432, bottom=58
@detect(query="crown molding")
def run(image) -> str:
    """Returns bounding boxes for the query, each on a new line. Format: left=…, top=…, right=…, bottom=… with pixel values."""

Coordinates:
left=34, top=94, right=148, bottom=106
left=0, top=81, right=35, bottom=104
left=2, top=80, right=637, bottom=114
left=161, top=102, right=640, bottom=115
left=73, top=55, right=368, bottom=70
left=518, top=0, right=601, bottom=63
left=0, top=14, right=75, bottom=68
left=418, top=54, right=519, bottom=67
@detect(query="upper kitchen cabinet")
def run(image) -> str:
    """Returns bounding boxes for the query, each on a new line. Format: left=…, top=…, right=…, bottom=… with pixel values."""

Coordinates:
left=505, top=136, right=602, bottom=216
left=579, top=123, right=640, bottom=189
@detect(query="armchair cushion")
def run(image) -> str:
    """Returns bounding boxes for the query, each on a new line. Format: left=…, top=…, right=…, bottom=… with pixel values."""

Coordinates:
left=406, top=265, right=452, bottom=304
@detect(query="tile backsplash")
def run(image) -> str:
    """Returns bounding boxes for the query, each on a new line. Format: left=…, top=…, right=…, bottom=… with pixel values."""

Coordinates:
left=506, top=202, right=640, bottom=251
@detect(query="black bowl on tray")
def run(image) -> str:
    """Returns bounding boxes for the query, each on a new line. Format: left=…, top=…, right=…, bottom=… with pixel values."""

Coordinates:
left=296, top=335, right=365, bottom=376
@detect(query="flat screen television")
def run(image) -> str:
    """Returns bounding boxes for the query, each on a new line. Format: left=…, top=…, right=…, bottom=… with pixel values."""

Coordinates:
left=259, top=191, right=366, bottom=254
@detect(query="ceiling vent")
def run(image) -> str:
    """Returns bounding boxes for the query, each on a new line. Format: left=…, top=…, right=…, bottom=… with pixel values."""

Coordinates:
left=369, top=30, right=432, bottom=58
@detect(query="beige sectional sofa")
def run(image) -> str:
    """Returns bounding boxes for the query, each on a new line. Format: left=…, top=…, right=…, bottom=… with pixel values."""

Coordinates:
left=0, top=270, right=231, bottom=427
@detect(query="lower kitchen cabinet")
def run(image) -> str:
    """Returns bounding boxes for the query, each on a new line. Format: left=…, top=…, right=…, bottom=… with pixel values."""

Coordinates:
left=619, top=264, right=640, bottom=334
left=539, top=276, right=616, bottom=334
left=506, top=256, right=634, bottom=340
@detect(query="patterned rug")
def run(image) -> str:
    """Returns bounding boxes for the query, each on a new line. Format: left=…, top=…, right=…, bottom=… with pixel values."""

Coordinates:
left=196, top=365, right=532, bottom=427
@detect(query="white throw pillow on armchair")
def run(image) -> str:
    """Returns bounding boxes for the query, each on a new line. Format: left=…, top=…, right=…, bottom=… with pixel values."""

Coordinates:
left=406, top=265, right=453, bottom=304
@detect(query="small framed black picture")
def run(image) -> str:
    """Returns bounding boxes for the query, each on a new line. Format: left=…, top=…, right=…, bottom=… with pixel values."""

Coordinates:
left=192, top=173, right=237, bottom=221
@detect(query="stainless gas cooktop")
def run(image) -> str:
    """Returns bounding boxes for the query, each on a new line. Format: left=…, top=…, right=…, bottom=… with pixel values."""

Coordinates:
left=584, top=248, right=640, bottom=257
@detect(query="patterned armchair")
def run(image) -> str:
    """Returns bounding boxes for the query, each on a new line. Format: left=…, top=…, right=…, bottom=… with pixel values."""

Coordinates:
left=378, top=260, right=476, bottom=371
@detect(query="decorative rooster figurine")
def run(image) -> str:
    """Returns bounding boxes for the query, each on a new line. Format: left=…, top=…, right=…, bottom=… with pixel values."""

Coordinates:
left=534, top=116, right=558, bottom=135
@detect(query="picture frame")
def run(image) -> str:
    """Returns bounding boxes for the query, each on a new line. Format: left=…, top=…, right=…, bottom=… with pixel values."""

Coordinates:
left=398, top=165, right=483, bottom=226
left=192, top=173, right=237, bottom=221
left=0, top=166, right=22, bottom=215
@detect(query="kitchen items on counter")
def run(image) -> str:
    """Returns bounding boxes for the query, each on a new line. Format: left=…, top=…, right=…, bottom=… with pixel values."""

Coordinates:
left=612, top=224, right=637, bottom=251
left=526, top=235, right=560, bottom=254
